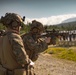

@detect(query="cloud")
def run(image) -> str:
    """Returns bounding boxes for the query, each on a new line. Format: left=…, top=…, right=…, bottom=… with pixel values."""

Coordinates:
left=24, top=14, right=76, bottom=25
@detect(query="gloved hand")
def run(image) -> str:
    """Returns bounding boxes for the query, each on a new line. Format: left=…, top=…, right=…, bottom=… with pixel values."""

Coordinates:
left=29, top=60, right=35, bottom=68
left=29, top=60, right=34, bottom=65
left=45, top=37, right=51, bottom=44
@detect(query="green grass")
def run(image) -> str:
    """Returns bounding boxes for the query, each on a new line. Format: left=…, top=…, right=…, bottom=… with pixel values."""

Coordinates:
left=44, top=47, right=76, bottom=62
left=57, top=49, right=76, bottom=61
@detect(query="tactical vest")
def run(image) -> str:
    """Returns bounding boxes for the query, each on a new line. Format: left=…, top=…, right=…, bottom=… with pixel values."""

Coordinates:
left=0, top=35, right=20, bottom=70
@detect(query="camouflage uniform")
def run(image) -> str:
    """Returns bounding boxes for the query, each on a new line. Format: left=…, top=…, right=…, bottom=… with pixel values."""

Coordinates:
left=0, top=13, right=32, bottom=75
left=7, top=31, right=29, bottom=66
left=22, top=20, right=48, bottom=61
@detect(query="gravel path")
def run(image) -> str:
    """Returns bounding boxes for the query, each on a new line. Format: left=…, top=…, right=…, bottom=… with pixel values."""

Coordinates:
left=34, top=53, right=76, bottom=75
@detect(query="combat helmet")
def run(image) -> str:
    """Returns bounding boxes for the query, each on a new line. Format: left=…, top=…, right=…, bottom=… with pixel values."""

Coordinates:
left=31, top=20, right=44, bottom=32
left=0, top=13, right=23, bottom=28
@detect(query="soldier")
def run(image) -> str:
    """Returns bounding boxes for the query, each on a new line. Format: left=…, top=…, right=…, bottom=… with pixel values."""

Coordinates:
left=0, top=13, right=34, bottom=75
left=22, top=20, right=50, bottom=62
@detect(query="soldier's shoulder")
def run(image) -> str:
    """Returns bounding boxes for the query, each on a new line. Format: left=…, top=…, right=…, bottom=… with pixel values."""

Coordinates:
left=10, top=32, right=19, bottom=36
left=8, top=33, right=21, bottom=40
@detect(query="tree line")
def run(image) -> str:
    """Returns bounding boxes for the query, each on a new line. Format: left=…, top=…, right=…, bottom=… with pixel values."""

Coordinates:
left=0, top=21, right=76, bottom=35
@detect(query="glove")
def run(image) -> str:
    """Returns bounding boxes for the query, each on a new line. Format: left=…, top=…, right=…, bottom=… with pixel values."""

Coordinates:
left=29, top=60, right=34, bottom=66
left=45, top=37, right=51, bottom=43
left=29, top=60, right=35, bottom=68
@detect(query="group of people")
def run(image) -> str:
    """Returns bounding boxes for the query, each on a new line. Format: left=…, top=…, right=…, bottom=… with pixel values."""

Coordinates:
left=0, top=13, right=50, bottom=75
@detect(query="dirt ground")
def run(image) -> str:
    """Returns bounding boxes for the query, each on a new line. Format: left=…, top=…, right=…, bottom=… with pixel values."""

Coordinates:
left=34, top=53, right=76, bottom=75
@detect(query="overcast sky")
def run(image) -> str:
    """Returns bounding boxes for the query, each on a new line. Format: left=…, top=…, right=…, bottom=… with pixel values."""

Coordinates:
left=0, top=0, right=76, bottom=25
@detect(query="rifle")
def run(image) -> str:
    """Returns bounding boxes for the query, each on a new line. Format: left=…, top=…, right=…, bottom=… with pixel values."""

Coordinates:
left=40, top=31, right=59, bottom=45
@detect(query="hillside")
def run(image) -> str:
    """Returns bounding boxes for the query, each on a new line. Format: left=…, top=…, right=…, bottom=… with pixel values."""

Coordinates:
left=62, top=17, right=76, bottom=23
left=57, top=21, right=76, bottom=27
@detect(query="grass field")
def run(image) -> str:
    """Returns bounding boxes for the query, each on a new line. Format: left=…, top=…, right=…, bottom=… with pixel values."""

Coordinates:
left=44, top=46, right=76, bottom=62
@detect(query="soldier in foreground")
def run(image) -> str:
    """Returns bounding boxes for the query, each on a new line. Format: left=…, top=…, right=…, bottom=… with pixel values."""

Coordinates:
left=22, top=20, right=51, bottom=62
left=0, top=13, right=34, bottom=75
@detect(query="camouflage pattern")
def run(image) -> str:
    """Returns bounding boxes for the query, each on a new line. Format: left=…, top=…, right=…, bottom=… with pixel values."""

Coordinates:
left=0, top=13, right=30, bottom=65
left=0, top=13, right=35, bottom=75
left=0, top=13, right=23, bottom=27
left=22, top=20, right=48, bottom=61
left=7, top=31, right=30, bottom=65
left=0, top=13, right=31, bottom=69
left=22, top=32, right=48, bottom=61
left=30, top=20, right=44, bottom=32
left=0, top=31, right=30, bottom=70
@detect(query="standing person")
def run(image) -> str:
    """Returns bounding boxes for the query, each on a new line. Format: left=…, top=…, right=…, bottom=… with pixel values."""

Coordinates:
left=22, top=20, right=51, bottom=62
left=0, top=13, right=34, bottom=75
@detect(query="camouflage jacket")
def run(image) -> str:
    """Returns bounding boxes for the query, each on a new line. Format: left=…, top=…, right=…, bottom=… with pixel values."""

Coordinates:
left=7, top=31, right=30, bottom=65
left=22, top=33, right=48, bottom=61
left=0, top=30, right=30, bottom=70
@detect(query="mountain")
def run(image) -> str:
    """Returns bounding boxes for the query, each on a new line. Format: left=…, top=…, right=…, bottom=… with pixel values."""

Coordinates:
left=57, top=17, right=76, bottom=30
left=62, top=17, right=76, bottom=23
